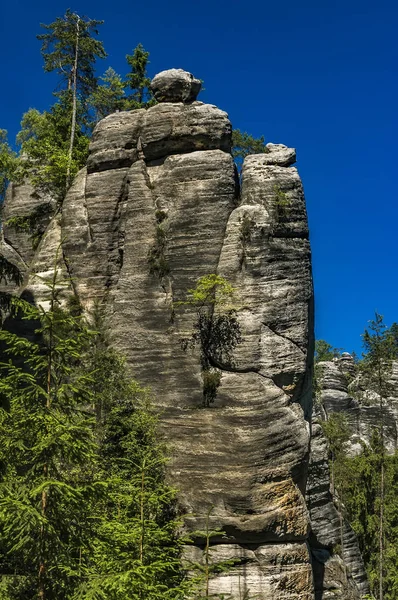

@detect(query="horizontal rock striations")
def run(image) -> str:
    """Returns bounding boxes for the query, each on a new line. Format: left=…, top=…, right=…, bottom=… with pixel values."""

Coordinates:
left=1, top=68, right=328, bottom=598
left=316, top=355, right=398, bottom=453
left=306, top=411, right=368, bottom=598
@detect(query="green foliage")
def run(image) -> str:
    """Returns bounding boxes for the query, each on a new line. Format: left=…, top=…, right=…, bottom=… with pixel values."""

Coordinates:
left=231, top=129, right=268, bottom=173
left=339, top=437, right=398, bottom=599
left=148, top=221, right=170, bottom=280
left=202, top=369, right=222, bottom=406
left=89, top=67, right=127, bottom=121
left=179, top=275, right=241, bottom=407
left=314, top=339, right=342, bottom=362
left=17, top=101, right=90, bottom=202
left=321, top=413, right=350, bottom=462
left=274, top=184, right=289, bottom=217
left=125, top=44, right=155, bottom=108
left=0, top=130, right=19, bottom=203
left=188, top=506, right=238, bottom=599
left=37, top=10, right=106, bottom=101
left=76, top=395, right=190, bottom=599
left=0, top=267, right=101, bottom=598
left=0, top=266, right=189, bottom=598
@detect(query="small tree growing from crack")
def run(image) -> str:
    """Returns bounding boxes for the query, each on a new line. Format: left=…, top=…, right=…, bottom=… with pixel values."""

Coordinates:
left=177, top=275, right=241, bottom=407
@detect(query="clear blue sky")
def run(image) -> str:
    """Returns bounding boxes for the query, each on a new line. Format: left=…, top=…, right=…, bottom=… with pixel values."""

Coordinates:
left=1, top=0, right=396, bottom=355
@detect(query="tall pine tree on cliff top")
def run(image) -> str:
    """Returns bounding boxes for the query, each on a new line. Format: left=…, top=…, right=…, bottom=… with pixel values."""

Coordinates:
left=37, top=10, right=106, bottom=191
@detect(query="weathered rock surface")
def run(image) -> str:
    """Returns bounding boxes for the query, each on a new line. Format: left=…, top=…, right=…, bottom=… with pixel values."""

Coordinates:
left=2, top=181, right=55, bottom=266
left=2, top=68, right=357, bottom=598
left=316, top=356, right=398, bottom=453
left=306, top=411, right=369, bottom=598
left=150, top=68, right=202, bottom=103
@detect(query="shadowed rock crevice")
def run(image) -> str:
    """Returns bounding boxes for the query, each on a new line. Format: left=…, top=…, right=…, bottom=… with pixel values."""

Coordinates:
left=0, top=67, right=348, bottom=599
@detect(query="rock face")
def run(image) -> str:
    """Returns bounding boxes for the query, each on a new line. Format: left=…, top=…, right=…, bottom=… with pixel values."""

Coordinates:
left=150, top=68, right=202, bottom=103
left=316, top=356, right=398, bottom=453
left=1, top=68, right=335, bottom=598
left=306, top=411, right=369, bottom=598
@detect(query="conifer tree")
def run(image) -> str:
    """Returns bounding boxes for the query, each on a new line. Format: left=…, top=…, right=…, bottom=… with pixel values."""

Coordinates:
left=125, top=44, right=155, bottom=109
left=0, top=265, right=102, bottom=599
left=231, top=129, right=268, bottom=173
left=361, top=313, right=395, bottom=600
left=89, top=67, right=126, bottom=122
left=75, top=342, right=191, bottom=599
left=37, top=10, right=106, bottom=191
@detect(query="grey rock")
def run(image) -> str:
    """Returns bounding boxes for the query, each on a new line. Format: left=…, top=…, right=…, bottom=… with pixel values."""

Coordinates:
left=306, top=409, right=369, bottom=598
left=150, top=68, right=201, bottom=103
left=87, top=103, right=231, bottom=174
left=6, top=76, right=368, bottom=599
left=263, top=143, right=297, bottom=166
left=317, top=357, right=398, bottom=453
left=1, top=180, right=55, bottom=265
left=60, top=106, right=314, bottom=597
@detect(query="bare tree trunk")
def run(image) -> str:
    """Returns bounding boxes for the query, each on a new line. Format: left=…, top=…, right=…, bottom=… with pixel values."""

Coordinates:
left=66, top=16, right=80, bottom=193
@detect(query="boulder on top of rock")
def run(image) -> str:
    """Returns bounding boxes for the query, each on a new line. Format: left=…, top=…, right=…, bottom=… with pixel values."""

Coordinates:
left=250, top=143, right=296, bottom=167
left=150, top=68, right=201, bottom=103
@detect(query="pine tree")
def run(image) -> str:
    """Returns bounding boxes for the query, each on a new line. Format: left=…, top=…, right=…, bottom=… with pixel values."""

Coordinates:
left=37, top=10, right=106, bottom=191
left=0, top=264, right=102, bottom=599
left=231, top=129, right=268, bottom=173
left=125, top=44, right=155, bottom=109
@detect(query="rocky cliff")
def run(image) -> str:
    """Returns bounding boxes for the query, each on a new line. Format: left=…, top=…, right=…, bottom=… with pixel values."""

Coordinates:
left=0, top=68, right=364, bottom=599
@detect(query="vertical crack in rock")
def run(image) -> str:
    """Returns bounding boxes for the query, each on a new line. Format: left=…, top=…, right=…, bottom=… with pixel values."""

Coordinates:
left=1, top=69, right=371, bottom=599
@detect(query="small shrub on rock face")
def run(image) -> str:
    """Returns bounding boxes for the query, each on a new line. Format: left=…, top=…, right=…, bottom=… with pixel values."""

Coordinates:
left=177, top=274, right=241, bottom=407
left=274, top=184, right=289, bottom=217
left=202, top=369, right=222, bottom=406
left=148, top=222, right=170, bottom=279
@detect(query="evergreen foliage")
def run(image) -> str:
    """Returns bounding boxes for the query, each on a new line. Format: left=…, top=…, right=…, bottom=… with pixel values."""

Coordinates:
left=89, top=67, right=127, bottom=121
left=231, top=129, right=268, bottom=172
left=314, top=339, right=342, bottom=362
left=125, top=44, right=155, bottom=108
left=37, top=10, right=106, bottom=102
left=0, top=130, right=19, bottom=203
left=0, top=268, right=100, bottom=599
left=0, top=279, right=191, bottom=599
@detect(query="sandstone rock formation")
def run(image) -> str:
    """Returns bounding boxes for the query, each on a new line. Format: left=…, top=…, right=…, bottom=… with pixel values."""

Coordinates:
left=316, top=355, right=398, bottom=454
left=1, top=67, right=367, bottom=599
left=150, top=68, right=202, bottom=103
left=306, top=412, right=369, bottom=598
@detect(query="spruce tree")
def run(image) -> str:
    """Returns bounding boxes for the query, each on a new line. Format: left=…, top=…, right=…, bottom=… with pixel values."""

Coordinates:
left=125, top=44, right=155, bottom=109
left=75, top=342, right=191, bottom=599
left=89, top=67, right=127, bottom=122
left=0, top=265, right=102, bottom=599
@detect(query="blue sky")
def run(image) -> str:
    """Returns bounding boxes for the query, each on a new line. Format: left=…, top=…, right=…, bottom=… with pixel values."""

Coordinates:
left=1, top=0, right=396, bottom=354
